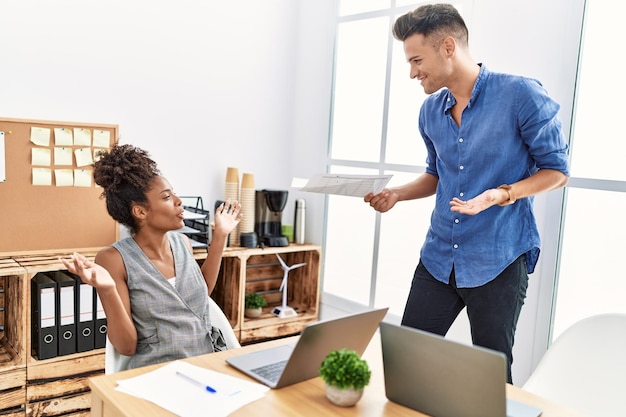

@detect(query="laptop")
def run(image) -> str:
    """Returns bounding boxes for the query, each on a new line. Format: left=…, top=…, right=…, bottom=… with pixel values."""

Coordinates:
left=379, top=322, right=543, bottom=417
left=226, top=307, right=388, bottom=389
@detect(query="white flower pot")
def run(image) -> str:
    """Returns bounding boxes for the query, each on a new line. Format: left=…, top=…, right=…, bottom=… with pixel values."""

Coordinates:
left=325, top=384, right=364, bottom=407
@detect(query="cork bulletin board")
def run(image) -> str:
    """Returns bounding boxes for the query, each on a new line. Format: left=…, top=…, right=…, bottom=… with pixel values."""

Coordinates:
left=0, top=117, right=119, bottom=255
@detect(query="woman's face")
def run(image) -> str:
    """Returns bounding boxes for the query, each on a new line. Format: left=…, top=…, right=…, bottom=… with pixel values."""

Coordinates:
left=138, top=175, right=185, bottom=232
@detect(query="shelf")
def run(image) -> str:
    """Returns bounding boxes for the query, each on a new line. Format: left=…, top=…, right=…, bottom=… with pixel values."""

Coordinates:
left=0, top=341, right=26, bottom=411
left=0, top=251, right=103, bottom=415
left=241, top=309, right=319, bottom=343
left=0, top=338, right=24, bottom=395
left=212, top=244, right=321, bottom=344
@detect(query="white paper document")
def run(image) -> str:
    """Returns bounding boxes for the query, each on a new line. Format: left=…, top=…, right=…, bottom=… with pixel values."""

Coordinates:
left=115, top=360, right=269, bottom=417
left=292, top=174, right=392, bottom=197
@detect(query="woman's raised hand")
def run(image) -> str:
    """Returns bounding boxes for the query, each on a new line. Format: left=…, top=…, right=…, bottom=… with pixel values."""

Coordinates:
left=213, top=199, right=243, bottom=237
left=60, top=252, right=116, bottom=290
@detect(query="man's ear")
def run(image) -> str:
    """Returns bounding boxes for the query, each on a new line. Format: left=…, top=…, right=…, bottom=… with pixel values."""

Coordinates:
left=442, top=36, right=456, bottom=57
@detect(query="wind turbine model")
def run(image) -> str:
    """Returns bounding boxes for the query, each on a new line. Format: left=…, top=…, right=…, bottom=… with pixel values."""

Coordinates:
left=272, top=254, right=307, bottom=318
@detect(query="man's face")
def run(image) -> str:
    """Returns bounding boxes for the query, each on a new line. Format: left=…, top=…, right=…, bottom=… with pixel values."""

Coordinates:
left=403, top=33, right=451, bottom=94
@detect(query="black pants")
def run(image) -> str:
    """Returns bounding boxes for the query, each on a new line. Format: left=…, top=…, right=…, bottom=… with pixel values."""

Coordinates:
left=401, top=255, right=529, bottom=383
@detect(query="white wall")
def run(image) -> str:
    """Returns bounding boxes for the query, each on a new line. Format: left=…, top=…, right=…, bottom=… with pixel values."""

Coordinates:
left=289, top=0, right=337, bottom=243
left=0, top=0, right=310, bottom=227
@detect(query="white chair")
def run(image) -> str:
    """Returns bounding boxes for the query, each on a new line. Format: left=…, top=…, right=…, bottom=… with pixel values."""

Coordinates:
left=523, top=313, right=626, bottom=417
left=104, top=336, right=131, bottom=374
left=210, top=296, right=241, bottom=350
left=105, top=296, right=240, bottom=374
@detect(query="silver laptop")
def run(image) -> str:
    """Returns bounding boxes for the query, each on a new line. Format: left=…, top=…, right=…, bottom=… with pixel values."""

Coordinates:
left=379, top=322, right=543, bottom=417
left=226, top=308, right=388, bottom=389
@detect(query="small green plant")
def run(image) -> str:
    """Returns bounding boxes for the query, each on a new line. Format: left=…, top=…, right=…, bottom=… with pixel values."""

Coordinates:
left=319, top=348, right=371, bottom=390
left=245, top=292, right=267, bottom=309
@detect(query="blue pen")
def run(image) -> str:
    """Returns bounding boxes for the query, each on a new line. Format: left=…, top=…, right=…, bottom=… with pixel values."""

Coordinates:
left=175, top=371, right=217, bottom=393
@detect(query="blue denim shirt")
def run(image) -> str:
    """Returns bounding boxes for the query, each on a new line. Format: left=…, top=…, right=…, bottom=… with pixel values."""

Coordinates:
left=418, top=65, right=569, bottom=288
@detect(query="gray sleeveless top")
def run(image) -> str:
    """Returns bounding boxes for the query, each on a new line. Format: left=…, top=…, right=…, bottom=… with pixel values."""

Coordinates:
left=113, top=232, right=214, bottom=369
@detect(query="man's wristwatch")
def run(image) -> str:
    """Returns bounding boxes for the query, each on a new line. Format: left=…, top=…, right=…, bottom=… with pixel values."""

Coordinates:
left=497, top=184, right=516, bottom=206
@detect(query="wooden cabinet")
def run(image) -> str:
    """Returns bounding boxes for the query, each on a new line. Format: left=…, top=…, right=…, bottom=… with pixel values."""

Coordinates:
left=0, top=257, right=28, bottom=416
left=1, top=250, right=103, bottom=417
left=0, top=244, right=321, bottom=415
left=210, top=244, right=321, bottom=344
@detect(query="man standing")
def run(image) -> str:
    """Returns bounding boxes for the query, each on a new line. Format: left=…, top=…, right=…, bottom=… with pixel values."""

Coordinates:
left=364, top=3, right=569, bottom=383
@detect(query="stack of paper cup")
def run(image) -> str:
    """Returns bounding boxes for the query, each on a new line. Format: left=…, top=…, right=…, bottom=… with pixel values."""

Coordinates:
left=224, top=167, right=240, bottom=247
left=239, top=173, right=256, bottom=239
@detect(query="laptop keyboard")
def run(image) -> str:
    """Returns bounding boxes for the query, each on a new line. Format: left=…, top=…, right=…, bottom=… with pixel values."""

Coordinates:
left=251, top=360, right=288, bottom=383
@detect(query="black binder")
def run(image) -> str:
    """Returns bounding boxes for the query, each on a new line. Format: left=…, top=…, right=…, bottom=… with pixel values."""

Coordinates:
left=47, top=271, right=77, bottom=356
left=69, top=272, right=95, bottom=353
left=94, top=289, right=107, bottom=349
left=31, top=273, right=58, bottom=360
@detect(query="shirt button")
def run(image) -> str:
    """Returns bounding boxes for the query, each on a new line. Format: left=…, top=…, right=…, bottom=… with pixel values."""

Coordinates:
left=453, top=244, right=459, bottom=249
left=459, top=138, right=464, bottom=143
left=459, top=165, right=464, bottom=170
left=459, top=192, right=464, bottom=197
left=454, top=219, right=459, bottom=223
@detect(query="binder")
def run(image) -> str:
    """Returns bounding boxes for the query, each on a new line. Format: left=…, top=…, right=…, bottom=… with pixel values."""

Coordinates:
left=31, top=273, right=57, bottom=360
left=47, top=271, right=77, bottom=356
left=70, top=272, right=95, bottom=353
left=94, top=289, right=107, bottom=349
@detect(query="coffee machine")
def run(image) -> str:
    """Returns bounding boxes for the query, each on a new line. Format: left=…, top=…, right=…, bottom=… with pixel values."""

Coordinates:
left=254, top=189, right=290, bottom=247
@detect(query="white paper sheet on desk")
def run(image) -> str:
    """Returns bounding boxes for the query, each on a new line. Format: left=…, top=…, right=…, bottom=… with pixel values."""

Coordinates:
left=115, top=360, right=269, bottom=417
left=292, top=174, right=393, bottom=197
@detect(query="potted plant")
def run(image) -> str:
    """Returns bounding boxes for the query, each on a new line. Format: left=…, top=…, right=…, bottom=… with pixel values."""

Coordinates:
left=319, top=348, right=371, bottom=407
left=244, top=292, right=267, bottom=318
